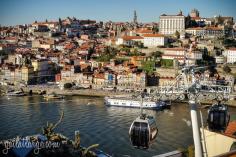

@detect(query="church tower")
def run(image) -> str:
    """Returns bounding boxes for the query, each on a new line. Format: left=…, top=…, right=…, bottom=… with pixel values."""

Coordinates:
left=133, top=10, right=137, bottom=24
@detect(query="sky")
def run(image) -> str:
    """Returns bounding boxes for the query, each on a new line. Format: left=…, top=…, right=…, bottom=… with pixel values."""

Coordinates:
left=0, top=0, right=236, bottom=26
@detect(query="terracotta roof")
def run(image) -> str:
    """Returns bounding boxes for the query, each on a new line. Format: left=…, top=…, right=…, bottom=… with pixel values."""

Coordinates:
left=227, top=48, right=236, bottom=51
left=186, top=27, right=205, bottom=30
left=160, top=14, right=184, bottom=17
left=32, top=22, right=58, bottom=25
left=165, top=48, right=185, bottom=51
left=224, top=121, right=236, bottom=138
left=191, top=17, right=201, bottom=20
left=162, top=54, right=185, bottom=57
left=94, top=73, right=105, bottom=79
left=136, top=29, right=153, bottom=34
left=206, top=26, right=222, bottom=31
left=142, top=34, right=165, bottom=37
left=122, top=36, right=143, bottom=40
left=5, top=37, right=18, bottom=40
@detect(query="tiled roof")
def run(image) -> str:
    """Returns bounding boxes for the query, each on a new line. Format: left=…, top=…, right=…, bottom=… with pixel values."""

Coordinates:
left=224, top=121, right=236, bottom=138
left=206, top=26, right=222, bottom=31
left=186, top=27, right=205, bottom=30
left=94, top=73, right=105, bottom=79
left=165, top=48, right=185, bottom=51
left=227, top=48, right=236, bottom=51
left=143, top=34, right=165, bottom=37
left=136, top=29, right=153, bottom=34
left=122, top=36, right=144, bottom=40
left=191, top=17, right=201, bottom=20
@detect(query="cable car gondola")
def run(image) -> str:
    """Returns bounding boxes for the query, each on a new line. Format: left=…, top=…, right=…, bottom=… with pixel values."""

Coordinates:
left=129, top=91, right=158, bottom=149
left=129, top=114, right=158, bottom=149
left=207, top=101, right=230, bottom=132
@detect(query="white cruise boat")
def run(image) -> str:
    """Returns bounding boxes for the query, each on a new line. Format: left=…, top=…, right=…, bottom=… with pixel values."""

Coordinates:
left=6, top=90, right=26, bottom=96
left=105, top=96, right=170, bottom=110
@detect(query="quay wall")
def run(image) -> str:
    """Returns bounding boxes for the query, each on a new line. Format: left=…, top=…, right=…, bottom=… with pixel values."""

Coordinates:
left=2, top=85, right=236, bottom=107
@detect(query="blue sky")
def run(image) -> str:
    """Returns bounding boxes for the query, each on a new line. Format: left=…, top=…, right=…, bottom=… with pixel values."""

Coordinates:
left=0, top=0, right=236, bottom=26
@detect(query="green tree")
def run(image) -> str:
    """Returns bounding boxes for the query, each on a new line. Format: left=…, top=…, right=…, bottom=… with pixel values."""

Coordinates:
left=161, top=59, right=173, bottom=67
left=152, top=26, right=159, bottom=33
left=223, top=65, right=231, bottom=73
left=64, top=83, right=73, bottom=89
left=59, top=17, right=62, bottom=26
left=141, top=61, right=155, bottom=74
left=175, top=31, right=180, bottom=38
left=0, top=50, right=7, bottom=56
left=152, top=51, right=163, bottom=58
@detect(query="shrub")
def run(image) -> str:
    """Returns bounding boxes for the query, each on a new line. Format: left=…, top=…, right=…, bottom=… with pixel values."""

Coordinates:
left=64, top=83, right=73, bottom=89
left=161, top=59, right=173, bottom=67
left=223, top=65, right=231, bottom=73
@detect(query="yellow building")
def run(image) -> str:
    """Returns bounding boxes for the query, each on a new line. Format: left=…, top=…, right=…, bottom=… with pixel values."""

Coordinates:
left=21, top=65, right=35, bottom=84
left=32, top=59, right=49, bottom=83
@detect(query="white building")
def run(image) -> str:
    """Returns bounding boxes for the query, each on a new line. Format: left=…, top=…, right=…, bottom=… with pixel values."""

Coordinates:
left=215, top=56, right=225, bottom=64
left=115, top=36, right=143, bottom=46
left=188, top=51, right=202, bottom=60
left=143, top=34, right=167, bottom=47
left=186, top=27, right=206, bottom=36
left=159, top=11, right=185, bottom=35
left=186, top=26, right=224, bottom=38
left=223, top=48, right=236, bottom=63
left=186, top=51, right=203, bottom=65
left=162, top=48, right=186, bottom=64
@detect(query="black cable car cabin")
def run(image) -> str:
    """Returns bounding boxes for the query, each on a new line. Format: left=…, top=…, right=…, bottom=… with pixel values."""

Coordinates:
left=129, top=114, right=158, bottom=149
left=207, top=103, right=230, bottom=132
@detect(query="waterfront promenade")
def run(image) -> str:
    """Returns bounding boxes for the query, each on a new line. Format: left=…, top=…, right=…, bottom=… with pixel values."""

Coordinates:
left=1, top=84, right=236, bottom=107
left=0, top=84, right=127, bottom=97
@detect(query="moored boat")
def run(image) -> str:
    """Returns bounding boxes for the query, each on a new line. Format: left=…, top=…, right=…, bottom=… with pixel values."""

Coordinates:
left=105, top=96, right=170, bottom=110
left=6, top=90, right=26, bottom=96
left=43, top=93, right=64, bottom=100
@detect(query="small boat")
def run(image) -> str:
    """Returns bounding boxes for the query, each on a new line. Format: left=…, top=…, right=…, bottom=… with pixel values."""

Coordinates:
left=43, top=93, right=64, bottom=100
left=105, top=96, right=170, bottom=110
left=6, top=90, right=26, bottom=96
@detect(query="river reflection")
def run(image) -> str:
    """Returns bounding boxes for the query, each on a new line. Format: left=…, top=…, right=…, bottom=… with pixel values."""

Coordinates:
left=0, top=96, right=236, bottom=157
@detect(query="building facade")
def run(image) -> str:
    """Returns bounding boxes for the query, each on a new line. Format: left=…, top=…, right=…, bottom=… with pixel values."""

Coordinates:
left=223, top=48, right=236, bottom=63
left=162, top=48, right=186, bottom=64
left=159, top=11, right=185, bottom=35
left=143, top=34, right=167, bottom=47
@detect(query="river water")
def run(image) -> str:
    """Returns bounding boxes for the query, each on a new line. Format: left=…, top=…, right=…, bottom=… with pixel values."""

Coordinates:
left=0, top=95, right=236, bottom=157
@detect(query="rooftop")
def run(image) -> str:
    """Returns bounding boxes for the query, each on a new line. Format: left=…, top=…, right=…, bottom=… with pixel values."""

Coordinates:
left=142, top=34, right=165, bottom=37
left=165, top=47, right=185, bottom=51
left=224, top=121, right=236, bottom=139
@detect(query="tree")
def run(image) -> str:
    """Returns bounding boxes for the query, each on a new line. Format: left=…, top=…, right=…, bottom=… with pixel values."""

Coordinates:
left=223, top=65, right=231, bottom=73
left=161, top=59, right=173, bottom=67
left=0, top=50, right=7, bottom=56
left=64, top=83, right=73, bottom=89
left=175, top=31, right=180, bottom=39
left=45, top=19, right=48, bottom=23
left=152, top=26, right=159, bottom=33
left=59, top=17, right=62, bottom=26
left=152, top=51, right=163, bottom=58
left=141, top=61, right=155, bottom=74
